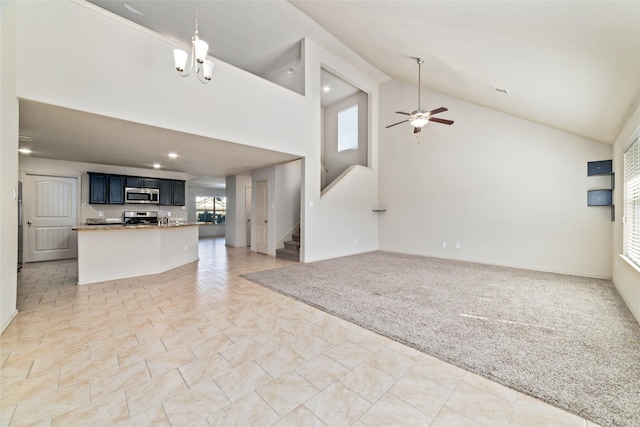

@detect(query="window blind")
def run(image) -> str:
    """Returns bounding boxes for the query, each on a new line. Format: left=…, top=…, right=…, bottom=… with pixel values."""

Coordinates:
left=623, top=136, right=640, bottom=267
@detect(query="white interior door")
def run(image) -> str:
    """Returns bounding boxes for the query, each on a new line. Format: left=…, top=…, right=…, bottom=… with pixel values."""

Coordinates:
left=256, top=180, right=268, bottom=254
left=245, top=185, right=252, bottom=247
left=23, top=174, right=78, bottom=262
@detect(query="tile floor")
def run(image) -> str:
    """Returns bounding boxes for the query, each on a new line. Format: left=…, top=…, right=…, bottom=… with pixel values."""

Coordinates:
left=1, top=237, right=599, bottom=426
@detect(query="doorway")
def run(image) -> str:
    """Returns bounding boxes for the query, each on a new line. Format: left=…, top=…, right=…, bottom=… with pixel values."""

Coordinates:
left=22, top=174, right=78, bottom=262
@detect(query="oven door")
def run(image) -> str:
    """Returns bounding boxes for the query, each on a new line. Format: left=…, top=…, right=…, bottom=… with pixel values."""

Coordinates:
left=125, top=187, right=159, bottom=204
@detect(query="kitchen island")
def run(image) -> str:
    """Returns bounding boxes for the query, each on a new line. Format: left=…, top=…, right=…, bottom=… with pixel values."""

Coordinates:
left=73, top=223, right=199, bottom=285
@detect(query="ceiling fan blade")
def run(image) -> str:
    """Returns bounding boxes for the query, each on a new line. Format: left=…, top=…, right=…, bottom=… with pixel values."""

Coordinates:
left=395, top=111, right=411, bottom=116
left=413, top=126, right=422, bottom=134
left=429, top=117, right=454, bottom=125
left=386, top=120, right=409, bottom=128
left=427, top=107, right=448, bottom=116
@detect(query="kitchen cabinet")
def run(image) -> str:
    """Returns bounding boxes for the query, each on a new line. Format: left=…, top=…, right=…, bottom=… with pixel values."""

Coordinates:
left=108, top=175, right=125, bottom=204
left=143, top=178, right=159, bottom=189
left=90, top=172, right=184, bottom=206
left=125, top=177, right=143, bottom=188
left=89, top=173, right=125, bottom=204
left=172, top=180, right=185, bottom=206
left=159, top=179, right=173, bottom=206
left=89, top=173, right=107, bottom=204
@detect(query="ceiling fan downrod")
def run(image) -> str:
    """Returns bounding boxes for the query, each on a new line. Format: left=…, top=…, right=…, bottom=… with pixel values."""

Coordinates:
left=416, top=58, right=424, bottom=110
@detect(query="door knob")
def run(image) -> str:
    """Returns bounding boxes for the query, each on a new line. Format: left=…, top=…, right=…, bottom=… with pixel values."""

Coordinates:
left=27, top=221, right=32, bottom=225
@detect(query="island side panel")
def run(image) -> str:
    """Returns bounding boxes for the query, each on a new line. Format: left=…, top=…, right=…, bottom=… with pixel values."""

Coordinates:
left=76, top=226, right=198, bottom=285
left=159, top=226, right=199, bottom=273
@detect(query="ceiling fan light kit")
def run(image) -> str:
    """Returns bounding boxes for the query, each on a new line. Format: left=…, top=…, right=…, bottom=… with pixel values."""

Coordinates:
left=386, top=57, right=454, bottom=134
left=173, top=0, right=215, bottom=83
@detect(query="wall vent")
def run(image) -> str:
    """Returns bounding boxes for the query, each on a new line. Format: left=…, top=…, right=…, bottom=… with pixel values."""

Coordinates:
left=491, top=86, right=511, bottom=96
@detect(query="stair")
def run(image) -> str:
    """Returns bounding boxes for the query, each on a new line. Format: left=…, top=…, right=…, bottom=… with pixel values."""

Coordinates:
left=276, top=230, right=300, bottom=261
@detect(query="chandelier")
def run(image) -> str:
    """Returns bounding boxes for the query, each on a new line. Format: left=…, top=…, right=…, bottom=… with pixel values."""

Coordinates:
left=173, top=0, right=214, bottom=83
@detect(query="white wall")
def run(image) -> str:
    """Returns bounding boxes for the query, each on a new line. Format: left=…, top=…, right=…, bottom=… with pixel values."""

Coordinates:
left=379, top=79, right=613, bottom=278
left=13, top=1, right=385, bottom=268
left=612, top=104, right=640, bottom=322
left=19, top=157, right=189, bottom=223
left=225, top=175, right=251, bottom=247
left=323, top=91, right=368, bottom=184
left=0, top=0, right=19, bottom=333
left=302, top=40, right=381, bottom=263
left=275, top=160, right=302, bottom=246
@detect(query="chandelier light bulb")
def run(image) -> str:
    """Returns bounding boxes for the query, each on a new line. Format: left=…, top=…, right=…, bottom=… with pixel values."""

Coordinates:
left=193, top=38, right=208, bottom=64
left=173, top=49, right=188, bottom=72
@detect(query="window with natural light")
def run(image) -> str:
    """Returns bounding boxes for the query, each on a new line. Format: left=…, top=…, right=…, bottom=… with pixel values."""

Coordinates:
left=338, top=104, right=358, bottom=152
left=196, top=196, right=226, bottom=224
left=623, top=135, right=640, bottom=267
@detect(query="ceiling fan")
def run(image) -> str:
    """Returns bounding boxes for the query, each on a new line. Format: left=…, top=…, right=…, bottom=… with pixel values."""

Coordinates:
left=386, top=58, right=454, bottom=134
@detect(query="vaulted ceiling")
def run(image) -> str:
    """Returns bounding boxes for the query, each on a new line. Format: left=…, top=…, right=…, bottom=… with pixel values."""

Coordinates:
left=18, top=1, right=640, bottom=187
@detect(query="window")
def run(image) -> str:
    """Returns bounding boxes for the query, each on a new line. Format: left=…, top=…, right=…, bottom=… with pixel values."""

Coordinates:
left=338, top=104, right=358, bottom=152
left=196, top=196, right=226, bottom=224
left=623, top=135, right=640, bottom=267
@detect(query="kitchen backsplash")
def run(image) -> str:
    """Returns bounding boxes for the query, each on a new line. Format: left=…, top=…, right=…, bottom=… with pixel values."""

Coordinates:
left=81, top=204, right=186, bottom=225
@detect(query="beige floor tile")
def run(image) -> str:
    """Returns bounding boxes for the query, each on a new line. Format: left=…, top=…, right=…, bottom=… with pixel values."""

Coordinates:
left=431, top=405, right=484, bottom=427
left=0, top=358, right=34, bottom=386
left=304, top=382, right=371, bottom=427
left=0, top=405, right=15, bottom=426
left=207, top=392, right=279, bottom=427
left=58, top=350, right=119, bottom=388
left=116, top=337, right=167, bottom=367
left=324, top=340, right=373, bottom=369
left=286, top=333, right=332, bottom=360
left=411, top=354, right=466, bottom=390
left=462, top=371, right=519, bottom=403
left=359, top=392, right=433, bottom=426
left=214, top=360, right=273, bottom=402
left=113, top=404, right=169, bottom=427
left=144, top=347, right=197, bottom=377
left=295, top=354, right=350, bottom=390
left=51, top=389, right=128, bottom=426
left=220, top=339, right=270, bottom=367
left=444, top=380, right=514, bottom=426
left=253, top=328, right=298, bottom=352
left=270, top=405, right=326, bottom=427
left=0, top=369, right=61, bottom=407
left=257, top=371, right=319, bottom=416
left=178, top=352, right=231, bottom=387
left=124, top=368, right=188, bottom=416
left=188, top=332, right=234, bottom=358
left=510, top=393, right=586, bottom=427
left=255, top=346, right=306, bottom=378
left=338, top=362, right=396, bottom=403
left=388, top=369, right=452, bottom=417
left=11, top=380, right=90, bottom=425
left=366, top=346, right=416, bottom=379
left=162, top=379, right=230, bottom=425
left=90, top=360, right=151, bottom=400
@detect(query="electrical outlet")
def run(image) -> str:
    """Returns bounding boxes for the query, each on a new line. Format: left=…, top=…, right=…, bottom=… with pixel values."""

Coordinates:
left=354, top=238, right=358, bottom=245
left=98, top=211, right=104, bottom=217
left=455, top=243, right=461, bottom=249
left=184, top=244, right=188, bottom=251
left=442, top=242, right=447, bottom=248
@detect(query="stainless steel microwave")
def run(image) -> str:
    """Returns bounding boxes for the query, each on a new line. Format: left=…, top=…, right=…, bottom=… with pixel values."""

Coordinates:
left=125, top=187, right=159, bottom=204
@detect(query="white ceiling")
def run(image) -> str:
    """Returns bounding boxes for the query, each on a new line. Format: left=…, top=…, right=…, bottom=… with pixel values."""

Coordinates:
left=18, top=1, right=640, bottom=188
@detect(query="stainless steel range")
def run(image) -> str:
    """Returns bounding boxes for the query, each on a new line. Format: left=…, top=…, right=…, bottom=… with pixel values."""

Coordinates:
left=124, top=211, right=159, bottom=225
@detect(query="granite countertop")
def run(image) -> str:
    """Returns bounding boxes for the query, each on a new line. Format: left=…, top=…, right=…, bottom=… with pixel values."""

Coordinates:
left=73, top=223, right=199, bottom=231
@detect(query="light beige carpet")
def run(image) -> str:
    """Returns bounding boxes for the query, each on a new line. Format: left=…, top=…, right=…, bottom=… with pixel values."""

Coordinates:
left=243, top=251, right=640, bottom=427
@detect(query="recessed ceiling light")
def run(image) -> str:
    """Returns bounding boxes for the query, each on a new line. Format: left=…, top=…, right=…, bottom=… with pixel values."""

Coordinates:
left=123, top=3, right=144, bottom=16
left=323, top=86, right=330, bottom=92
left=18, top=148, right=32, bottom=154
left=168, top=152, right=178, bottom=158
left=285, top=67, right=296, bottom=74
left=491, top=85, right=510, bottom=96
left=152, top=163, right=161, bottom=169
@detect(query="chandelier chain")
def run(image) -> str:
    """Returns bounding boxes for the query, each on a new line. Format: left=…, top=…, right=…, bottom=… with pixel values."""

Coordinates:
left=194, top=0, right=199, bottom=37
